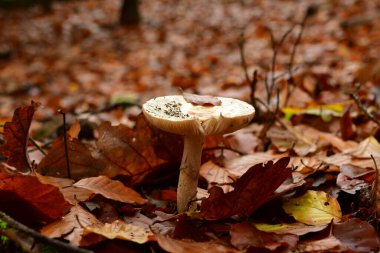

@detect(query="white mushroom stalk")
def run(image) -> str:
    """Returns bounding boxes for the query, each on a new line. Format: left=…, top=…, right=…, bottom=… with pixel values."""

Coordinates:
left=143, top=95, right=255, bottom=213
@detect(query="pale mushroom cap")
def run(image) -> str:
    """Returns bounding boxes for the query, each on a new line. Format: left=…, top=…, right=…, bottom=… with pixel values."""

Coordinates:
left=142, top=95, right=255, bottom=136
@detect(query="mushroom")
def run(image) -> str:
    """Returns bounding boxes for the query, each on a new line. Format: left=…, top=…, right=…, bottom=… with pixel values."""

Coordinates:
left=142, top=95, right=255, bottom=212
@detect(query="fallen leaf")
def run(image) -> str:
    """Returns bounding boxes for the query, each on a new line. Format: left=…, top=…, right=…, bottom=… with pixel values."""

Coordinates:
left=37, top=137, right=105, bottom=180
left=36, top=174, right=93, bottom=204
left=283, top=190, right=342, bottom=226
left=282, top=101, right=349, bottom=121
left=156, top=234, right=238, bottom=253
left=0, top=102, right=38, bottom=173
left=200, top=157, right=291, bottom=220
left=255, top=222, right=327, bottom=236
left=182, top=92, right=221, bottom=106
left=96, top=115, right=182, bottom=185
left=84, top=219, right=154, bottom=244
left=0, top=173, right=71, bottom=226
left=73, top=176, right=147, bottom=205
left=67, top=120, right=81, bottom=139
left=297, top=235, right=346, bottom=252
left=230, top=222, right=298, bottom=251
left=333, top=218, right=380, bottom=252
left=199, top=160, right=235, bottom=193
left=41, top=204, right=102, bottom=246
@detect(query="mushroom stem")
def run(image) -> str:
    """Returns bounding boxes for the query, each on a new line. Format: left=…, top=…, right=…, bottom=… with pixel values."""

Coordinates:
left=177, top=135, right=204, bottom=213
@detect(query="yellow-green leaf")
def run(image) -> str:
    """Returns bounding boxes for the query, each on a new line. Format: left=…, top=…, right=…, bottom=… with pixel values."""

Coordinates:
left=282, top=102, right=349, bottom=121
left=282, top=190, right=342, bottom=225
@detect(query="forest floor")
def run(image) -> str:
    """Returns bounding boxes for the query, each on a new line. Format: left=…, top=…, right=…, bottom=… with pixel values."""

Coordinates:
left=0, top=0, right=380, bottom=252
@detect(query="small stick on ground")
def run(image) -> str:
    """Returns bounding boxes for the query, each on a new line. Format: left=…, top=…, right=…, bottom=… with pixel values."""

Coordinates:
left=58, top=109, right=71, bottom=179
left=0, top=211, right=93, bottom=253
left=350, top=84, right=380, bottom=127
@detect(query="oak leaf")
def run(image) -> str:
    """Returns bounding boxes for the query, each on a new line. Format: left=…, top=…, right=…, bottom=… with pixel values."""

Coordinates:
left=0, top=102, right=38, bottom=173
left=200, top=157, right=291, bottom=220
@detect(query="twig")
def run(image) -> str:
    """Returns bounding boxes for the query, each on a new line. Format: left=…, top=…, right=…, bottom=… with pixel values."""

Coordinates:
left=370, top=154, right=378, bottom=205
left=0, top=124, right=47, bottom=156
left=58, top=109, right=71, bottom=179
left=239, top=32, right=251, bottom=86
left=285, top=5, right=317, bottom=106
left=238, top=32, right=259, bottom=116
left=203, top=146, right=247, bottom=156
left=268, top=26, right=295, bottom=103
left=350, top=84, right=380, bottom=127
left=0, top=211, right=93, bottom=253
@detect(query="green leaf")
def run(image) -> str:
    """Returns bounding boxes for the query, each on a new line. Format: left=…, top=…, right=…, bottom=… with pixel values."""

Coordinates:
left=283, top=190, right=342, bottom=225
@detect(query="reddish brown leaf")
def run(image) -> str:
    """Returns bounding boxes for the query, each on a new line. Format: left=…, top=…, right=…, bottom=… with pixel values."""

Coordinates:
left=230, top=222, right=298, bottom=251
left=37, top=137, right=105, bottom=180
left=73, top=176, right=147, bottom=205
left=333, top=218, right=380, bottom=252
left=200, top=157, right=291, bottom=220
left=182, top=92, right=221, bottom=106
left=96, top=114, right=182, bottom=185
left=340, top=106, right=355, bottom=140
left=0, top=102, right=38, bottom=173
left=156, top=234, right=238, bottom=253
left=0, top=173, right=71, bottom=226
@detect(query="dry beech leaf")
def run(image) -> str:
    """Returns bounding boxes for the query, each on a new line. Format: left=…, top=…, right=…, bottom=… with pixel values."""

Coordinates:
left=41, top=205, right=102, bottom=246
left=182, top=92, right=221, bottom=106
left=37, top=137, right=105, bottom=180
left=73, top=176, right=147, bottom=205
left=200, top=157, right=291, bottom=220
left=199, top=160, right=235, bottom=193
left=297, top=235, right=346, bottom=252
left=230, top=222, right=298, bottom=251
left=283, top=190, right=342, bottom=226
left=333, top=218, right=380, bottom=252
left=156, top=234, right=238, bottom=253
left=36, top=174, right=93, bottom=204
left=83, top=219, right=154, bottom=244
left=0, top=102, right=39, bottom=173
left=68, top=120, right=81, bottom=139
left=0, top=173, right=71, bottom=226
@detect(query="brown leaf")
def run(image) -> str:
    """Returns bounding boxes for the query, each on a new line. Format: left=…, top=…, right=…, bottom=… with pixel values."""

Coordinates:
left=96, top=115, right=182, bottom=185
left=37, top=137, right=105, bottom=180
left=73, top=176, right=147, bottom=205
left=230, top=222, right=298, bottom=251
left=182, top=92, right=221, bottom=106
left=156, top=234, right=238, bottom=253
left=41, top=204, right=102, bottom=246
left=36, top=174, right=93, bottom=204
left=333, top=218, right=380, bottom=252
left=200, top=157, right=291, bottom=220
left=340, top=106, right=355, bottom=140
left=0, top=102, right=38, bottom=173
left=0, top=173, right=71, bottom=226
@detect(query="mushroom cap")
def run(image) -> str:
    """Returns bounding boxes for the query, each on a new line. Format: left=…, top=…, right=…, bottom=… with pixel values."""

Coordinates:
left=142, top=95, right=255, bottom=136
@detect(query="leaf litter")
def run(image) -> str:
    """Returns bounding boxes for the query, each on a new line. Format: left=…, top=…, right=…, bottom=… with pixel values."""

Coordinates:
left=0, top=0, right=380, bottom=252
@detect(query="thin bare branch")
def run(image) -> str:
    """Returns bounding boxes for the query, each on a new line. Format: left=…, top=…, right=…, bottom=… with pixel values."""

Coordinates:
left=0, top=211, right=93, bottom=253
left=350, top=84, right=380, bottom=127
